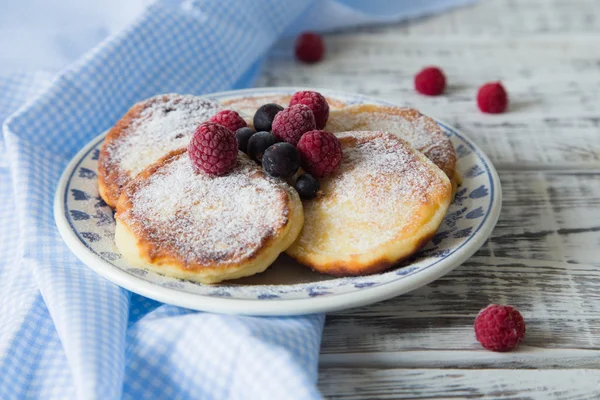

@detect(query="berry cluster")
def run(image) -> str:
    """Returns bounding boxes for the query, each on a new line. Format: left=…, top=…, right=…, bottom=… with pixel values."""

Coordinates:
left=187, top=91, right=342, bottom=199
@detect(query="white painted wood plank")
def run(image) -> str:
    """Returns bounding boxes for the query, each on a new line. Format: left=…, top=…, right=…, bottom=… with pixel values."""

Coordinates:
left=353, top=0, right=600, bottom=36
left=321, top=171, right=600, bottom=354
left=319, top=347, right=600, bottom=369
left=258, top=0, right=600, bottom=169
left=286, top=0, right=600, bottom=394
left=318, top=369, right=600, bottom=399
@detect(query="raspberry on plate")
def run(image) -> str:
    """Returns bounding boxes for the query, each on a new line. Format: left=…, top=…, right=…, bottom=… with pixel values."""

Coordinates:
left=297, top=130, right=342, bottom=178
left=415, top=66, right=446, bottom=96
left=477, top=82, right=508, bottom=114
left=272, top=104, right=316, bottom=146
left=210, top=109, right=247, bottom=132
left=474, top=304, right=526, bottom=352
left=290, top=91, right=330, bottom=129
left=188, top=122, right=238, bottom=176
left=295, top=32, right=325, bottom=64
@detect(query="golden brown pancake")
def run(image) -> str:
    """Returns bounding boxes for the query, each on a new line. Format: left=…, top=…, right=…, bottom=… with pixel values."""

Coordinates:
left=115, top=149, right=304, bottom=284
left=98, top=94, right=221, bottom=208
left=325, top=104, right=458, bottom=186
left=286, top=131, right=452, bottom=276
left=221, top=94, right=346, bottom=126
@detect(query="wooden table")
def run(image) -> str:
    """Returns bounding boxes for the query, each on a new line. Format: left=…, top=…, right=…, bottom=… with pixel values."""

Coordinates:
left=259, top=0, right=600, bottom=398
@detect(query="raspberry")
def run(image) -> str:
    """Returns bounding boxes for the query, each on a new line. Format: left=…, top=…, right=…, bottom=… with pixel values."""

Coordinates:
left=474, top=304, right=526, bottom=352
left=272, top=104, right=316, bottom=146
left=295, top=32, right=325, bottom=64
left=188, top=122, right=238, bottom=176
left=477, top=82, right=508, bottom=114
left=414, top=66, right=446, bottom=96
left=290, top=91, right=330, bottom=130
left=210, top=110, right=247, bottom=132
left=297, top=130, right=342, bottom=178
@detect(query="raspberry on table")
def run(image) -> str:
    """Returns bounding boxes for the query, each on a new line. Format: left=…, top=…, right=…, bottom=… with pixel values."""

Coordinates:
left=272, top=104, right=316, bottom=146
left=297, top=130, right=342, bottom=178
left=415, top=66, right=446, bottom=96
left=477, top=82, right=508, bottom=113
left=290, top=91, right=330, bottom=130
left=210, top=109, right=247, bottom=132
left=295, top=32, right=325, bottom=64
left=188, top=122, right=238, bottom=176
left=474, top=304, right=526, bottom=352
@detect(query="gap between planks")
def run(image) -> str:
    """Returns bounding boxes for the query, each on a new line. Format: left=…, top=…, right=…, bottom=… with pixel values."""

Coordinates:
left=494, top=165, right=600, bottom=173
left=319, top=346, right=600, bottom=370
left=318, top=368, right=600, bottom=400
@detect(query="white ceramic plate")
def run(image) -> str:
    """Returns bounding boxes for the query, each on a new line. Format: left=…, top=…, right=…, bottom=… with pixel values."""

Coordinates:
left=54, top=87, right=501, bottom=316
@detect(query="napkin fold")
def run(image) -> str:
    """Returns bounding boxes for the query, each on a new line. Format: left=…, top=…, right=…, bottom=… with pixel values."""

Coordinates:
left=0, top=1, right=476, bottom=398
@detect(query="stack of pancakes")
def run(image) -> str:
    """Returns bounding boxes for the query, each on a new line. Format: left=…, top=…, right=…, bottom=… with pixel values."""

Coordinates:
left=99, top=93, right=456, bottom=284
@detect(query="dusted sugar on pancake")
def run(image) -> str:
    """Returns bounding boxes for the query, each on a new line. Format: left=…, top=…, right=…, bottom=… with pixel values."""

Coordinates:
left=325, top=104, right=458, bottom=185
left=98, top=94, right=221, bottom=208
left=221, top=94, right=346, bottom=125
left=286, top=131, right=452, bottom=276
left=115, top=149, right=304, bottom=284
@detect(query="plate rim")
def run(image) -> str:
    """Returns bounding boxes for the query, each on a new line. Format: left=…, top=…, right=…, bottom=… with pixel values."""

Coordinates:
left=54, top=86, right=502, bottom=316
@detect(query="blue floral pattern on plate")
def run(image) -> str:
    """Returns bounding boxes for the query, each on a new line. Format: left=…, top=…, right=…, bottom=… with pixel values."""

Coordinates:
left=61, top=89, right=497, bottom=301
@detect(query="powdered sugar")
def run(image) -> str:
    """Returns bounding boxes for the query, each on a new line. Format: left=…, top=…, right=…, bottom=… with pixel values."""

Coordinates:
left=325, top=105, right=456, bottom=177
left=337, top=131, right=444, bottom=201
left=296, top=131, right=450, bottom=254
left=122, top=152, right=291, bottom=266
left=107, top=94, right=221, bottom=181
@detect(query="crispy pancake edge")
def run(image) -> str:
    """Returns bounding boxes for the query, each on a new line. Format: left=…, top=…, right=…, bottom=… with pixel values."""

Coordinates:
left=286, top=131, right=452, bottom=276
left=114, top=149, right=304, bottom=284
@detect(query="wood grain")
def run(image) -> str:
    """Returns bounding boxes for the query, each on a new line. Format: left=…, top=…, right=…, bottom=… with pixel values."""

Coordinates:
left=257, top=1, right=600, bottom=170
left=255, top=0, right=600, bottom=397
left=320, top=172, right=600, bottom=354
left=320, top=347, right=600, bottom=369
left=318, top=369, right=600, bottom=399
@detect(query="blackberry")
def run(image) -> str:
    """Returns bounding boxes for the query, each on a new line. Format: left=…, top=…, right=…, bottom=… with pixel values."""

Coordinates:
left=295, top=173, right=320, bottom=199
left=247, top=131, right=277, bottom=162
left=253, top=103, right=284, bottom=132
left=235, top=127, right=255, bottom=153
left=262, top=143, right=300, bottom=178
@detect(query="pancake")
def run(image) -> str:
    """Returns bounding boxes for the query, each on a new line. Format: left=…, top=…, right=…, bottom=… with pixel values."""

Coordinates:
left=115, top=149, right=304, bottom=284
left=221, top=94, right=347, bottom=126
left=325, top=104, right=459, bottom=186
left=286, top=131, right=452, bottom=276
left=99, top=94, right=221, bottom=208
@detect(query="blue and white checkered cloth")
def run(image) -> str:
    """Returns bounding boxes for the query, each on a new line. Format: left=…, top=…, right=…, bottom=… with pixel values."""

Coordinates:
left=0, top=0, right=475, bottom=398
